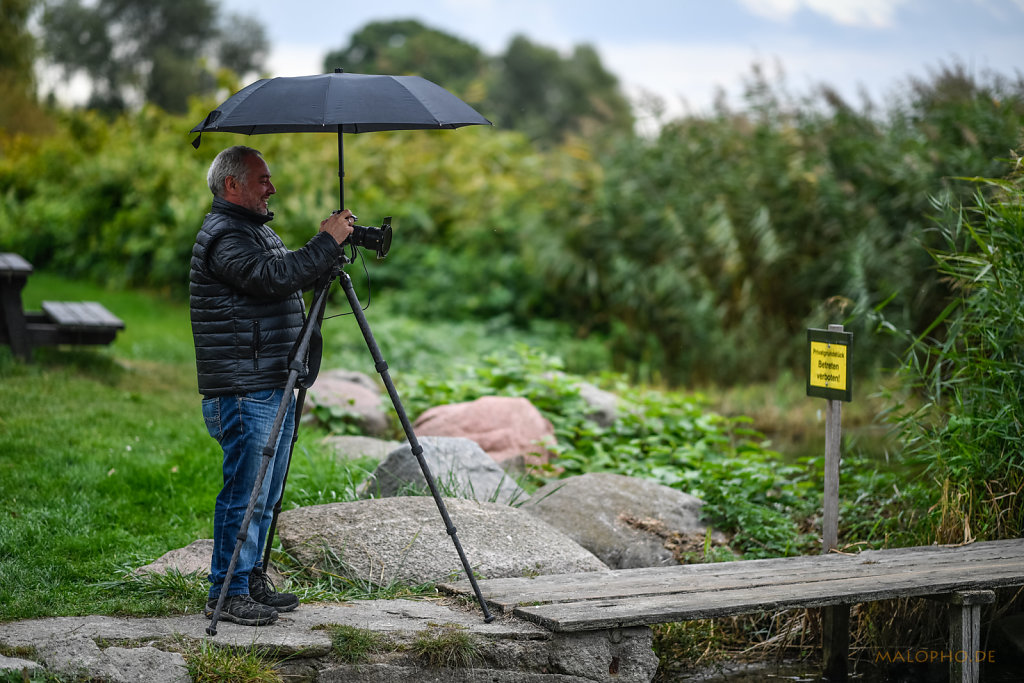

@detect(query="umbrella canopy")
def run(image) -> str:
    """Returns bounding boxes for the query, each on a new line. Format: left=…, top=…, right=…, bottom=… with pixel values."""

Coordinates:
left=191, top=71, right=491, bottom=206
left=192, top=72, right=491, bottom=134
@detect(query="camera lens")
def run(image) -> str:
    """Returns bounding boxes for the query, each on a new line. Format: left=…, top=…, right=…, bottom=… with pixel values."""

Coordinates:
left=347, top=222, right=392, bottom=259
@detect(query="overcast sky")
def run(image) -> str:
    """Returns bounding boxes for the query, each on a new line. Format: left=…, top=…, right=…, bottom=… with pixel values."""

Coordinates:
left=219, top=0, right=1024, bottom=123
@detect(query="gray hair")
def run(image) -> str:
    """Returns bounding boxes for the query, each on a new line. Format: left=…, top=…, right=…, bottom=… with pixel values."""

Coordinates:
left=207, top=145, right=263, bottom=197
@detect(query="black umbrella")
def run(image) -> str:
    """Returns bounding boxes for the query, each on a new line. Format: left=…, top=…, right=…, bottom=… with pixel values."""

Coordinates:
left=191, top=70, right=491, bottom=207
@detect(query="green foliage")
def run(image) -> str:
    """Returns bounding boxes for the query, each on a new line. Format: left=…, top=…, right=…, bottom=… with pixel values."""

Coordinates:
left=397, top=345, right=823, bottom=557
left=885, top=171, right=1024, bottom=543
left=39, top=0, right=268, bottom=113
left=4, top=63, right=1021, bottom=385
left=486, top=36, right=635, bottom=144
left=529, top=63, right=1024, bottom=384
left=0, top=0, right=47, bottom=137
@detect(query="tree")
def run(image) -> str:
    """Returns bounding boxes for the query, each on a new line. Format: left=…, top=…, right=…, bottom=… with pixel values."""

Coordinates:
left=323, top=20, right=636, bottom=144
left=486, top=36, right=634, bottom=144
left=0, top=0, right=48, bottom=134
left=322, top=19, right=488, bottom=102
left=39, top=0, right=268, bottom=113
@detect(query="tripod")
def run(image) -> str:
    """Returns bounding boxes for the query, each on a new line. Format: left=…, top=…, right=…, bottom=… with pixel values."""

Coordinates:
left=206, top=254, right=494, bottom=636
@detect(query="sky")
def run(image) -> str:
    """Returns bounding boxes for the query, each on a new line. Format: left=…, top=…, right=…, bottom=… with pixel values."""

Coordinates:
left=218, top=0, right=1024, bottom=126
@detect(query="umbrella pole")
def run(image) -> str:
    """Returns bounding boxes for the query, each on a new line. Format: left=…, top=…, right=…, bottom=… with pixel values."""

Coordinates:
left=337, top=267, right=496, bottom=624
left=337, top=130, right=345, bottom=209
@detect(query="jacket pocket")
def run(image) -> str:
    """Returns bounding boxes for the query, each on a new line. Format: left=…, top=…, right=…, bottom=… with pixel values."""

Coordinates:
left=251, top=320, right=262, bottom=371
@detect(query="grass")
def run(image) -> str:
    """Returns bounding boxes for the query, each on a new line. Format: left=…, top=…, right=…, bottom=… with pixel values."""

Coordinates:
left=314, top=623, right=393, bottom=663
left=180, top=639, right=282, bottom=683
left=411, top=623, right=480, bottom=668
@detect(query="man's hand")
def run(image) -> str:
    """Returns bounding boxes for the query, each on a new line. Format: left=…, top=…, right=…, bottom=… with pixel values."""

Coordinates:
left=320, top=209, right=356, bottom=245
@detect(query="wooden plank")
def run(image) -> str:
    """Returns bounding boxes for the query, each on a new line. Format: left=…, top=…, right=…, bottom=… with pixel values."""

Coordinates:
left=76, top=301, right=125, bottom=328
left=41, top=301, right=124, bottom=329
left=0, top=253, right=32, bottom=276
left=512, top=561, right=1024, bottom=631
left=447, top=540, right=1024, bottom=613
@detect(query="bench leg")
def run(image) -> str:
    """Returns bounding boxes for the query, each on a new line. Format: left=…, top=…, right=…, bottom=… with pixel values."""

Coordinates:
left=946, top=591, right=994, bottom=683
left=822, top=604, right=850, bottom=681
left=1, top=283, right=32, bottom=361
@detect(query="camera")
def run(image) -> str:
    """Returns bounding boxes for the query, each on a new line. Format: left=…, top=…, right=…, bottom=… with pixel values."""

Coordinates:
left=346, top=216, right=392, bottom=259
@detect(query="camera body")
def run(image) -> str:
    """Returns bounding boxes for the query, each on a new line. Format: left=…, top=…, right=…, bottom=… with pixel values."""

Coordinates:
left=346, top=216, right=392, bottom=259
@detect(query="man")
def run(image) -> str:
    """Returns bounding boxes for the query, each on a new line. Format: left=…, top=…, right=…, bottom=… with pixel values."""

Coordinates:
left=190, top=145, right=355, bottom=626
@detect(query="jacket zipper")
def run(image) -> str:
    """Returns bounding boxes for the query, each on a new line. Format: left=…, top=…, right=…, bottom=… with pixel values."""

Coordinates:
left=251, top=320, right=261, bottom=370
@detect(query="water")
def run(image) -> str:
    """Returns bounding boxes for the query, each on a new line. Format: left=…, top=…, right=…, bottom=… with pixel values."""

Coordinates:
left=663, top=656, right=1022, bottom=681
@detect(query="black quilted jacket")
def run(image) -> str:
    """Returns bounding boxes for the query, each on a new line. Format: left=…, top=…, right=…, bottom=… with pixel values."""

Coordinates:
left=189, top=197, right=341, bottom=397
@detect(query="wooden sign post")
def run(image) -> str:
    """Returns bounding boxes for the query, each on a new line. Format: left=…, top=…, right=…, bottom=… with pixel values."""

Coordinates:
left=807, top=323, right=853, bottom=681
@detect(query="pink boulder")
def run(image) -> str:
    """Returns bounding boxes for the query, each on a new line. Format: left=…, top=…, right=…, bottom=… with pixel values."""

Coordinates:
left=412, top=396, right=555, bottom=468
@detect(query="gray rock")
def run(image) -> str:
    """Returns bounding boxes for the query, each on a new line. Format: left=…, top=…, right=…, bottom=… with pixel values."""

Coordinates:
left=276, top=497, right=609, bottom=585
left=0, top=600, right=657, bottom=682
left=360, top=435, right=528, bottom=505
left=319, top=369, right=381, bottom=393
left=0, top=653, right=41, bottom=674
left=323, top=434, right=403, bottom=463
left=545, top=372, right=621, bottom=427
left=133, top=538, right=289, bottom=586
left=134, top=538, right=212, bottom=576
left=574, top=381, right=620, bottom=427
left=523, top=472, right=717, bottom=569
left=307, top=368, right=391, bottom=437
left=34, top=636, right=189, bottom=683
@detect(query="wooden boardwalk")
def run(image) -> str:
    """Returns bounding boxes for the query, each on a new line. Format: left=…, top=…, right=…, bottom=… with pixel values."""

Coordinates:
left=441, top=538, right=1024, bottom=681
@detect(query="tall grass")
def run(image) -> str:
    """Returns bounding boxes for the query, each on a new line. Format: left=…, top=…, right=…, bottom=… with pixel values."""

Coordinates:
left=884, top=173, right=1024, bottom=543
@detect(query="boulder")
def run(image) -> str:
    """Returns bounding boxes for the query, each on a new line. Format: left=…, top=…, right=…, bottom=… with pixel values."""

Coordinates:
left=133, top=538, right=212, bottom=577
left=322, top=434, right=403, bottom=463
left=412, top=396, right=555, bottom=469
left=276, top=497, right=609, bottom=585
left=545, top=372, right=621, bottom=427
left=523, top=472, right=722, bottom=569
left=306, top=368, right=391, bottom=437
left=574, top=380, right=620, bottom=427
left=360, top=436, right=528, bottom=505
left=134, top=538, right=285, bottom=585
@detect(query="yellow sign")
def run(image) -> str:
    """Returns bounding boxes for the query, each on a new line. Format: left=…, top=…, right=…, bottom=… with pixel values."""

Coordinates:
left=809, top=340, right=847, bottom=391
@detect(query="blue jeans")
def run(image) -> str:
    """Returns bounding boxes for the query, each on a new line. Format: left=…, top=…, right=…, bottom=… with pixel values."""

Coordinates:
left=202, top=388, right=296, bottom=599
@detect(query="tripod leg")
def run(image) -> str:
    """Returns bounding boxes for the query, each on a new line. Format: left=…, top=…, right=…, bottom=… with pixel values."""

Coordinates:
left=336, top=270, right=495, bottom=623
left=206, top=275, right=335, bottom=636
left=260, top=387, right=305, bottom=572
left=261, top=267, right=338, bottom=572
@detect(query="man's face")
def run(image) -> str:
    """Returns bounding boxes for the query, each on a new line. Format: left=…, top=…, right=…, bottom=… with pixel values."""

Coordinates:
left=228, top=155, right=276, bottom=214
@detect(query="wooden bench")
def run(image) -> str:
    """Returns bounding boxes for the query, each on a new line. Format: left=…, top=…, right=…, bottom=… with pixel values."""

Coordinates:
left=441, top=538, right=1024, bottom=682
left=0, top=253, right=125, bottom=360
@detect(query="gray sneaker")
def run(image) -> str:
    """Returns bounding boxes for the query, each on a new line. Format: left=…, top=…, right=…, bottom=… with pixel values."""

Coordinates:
left=249, top=566, right=300, bottom=613
left=205, top=594, right=279, bottom=626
